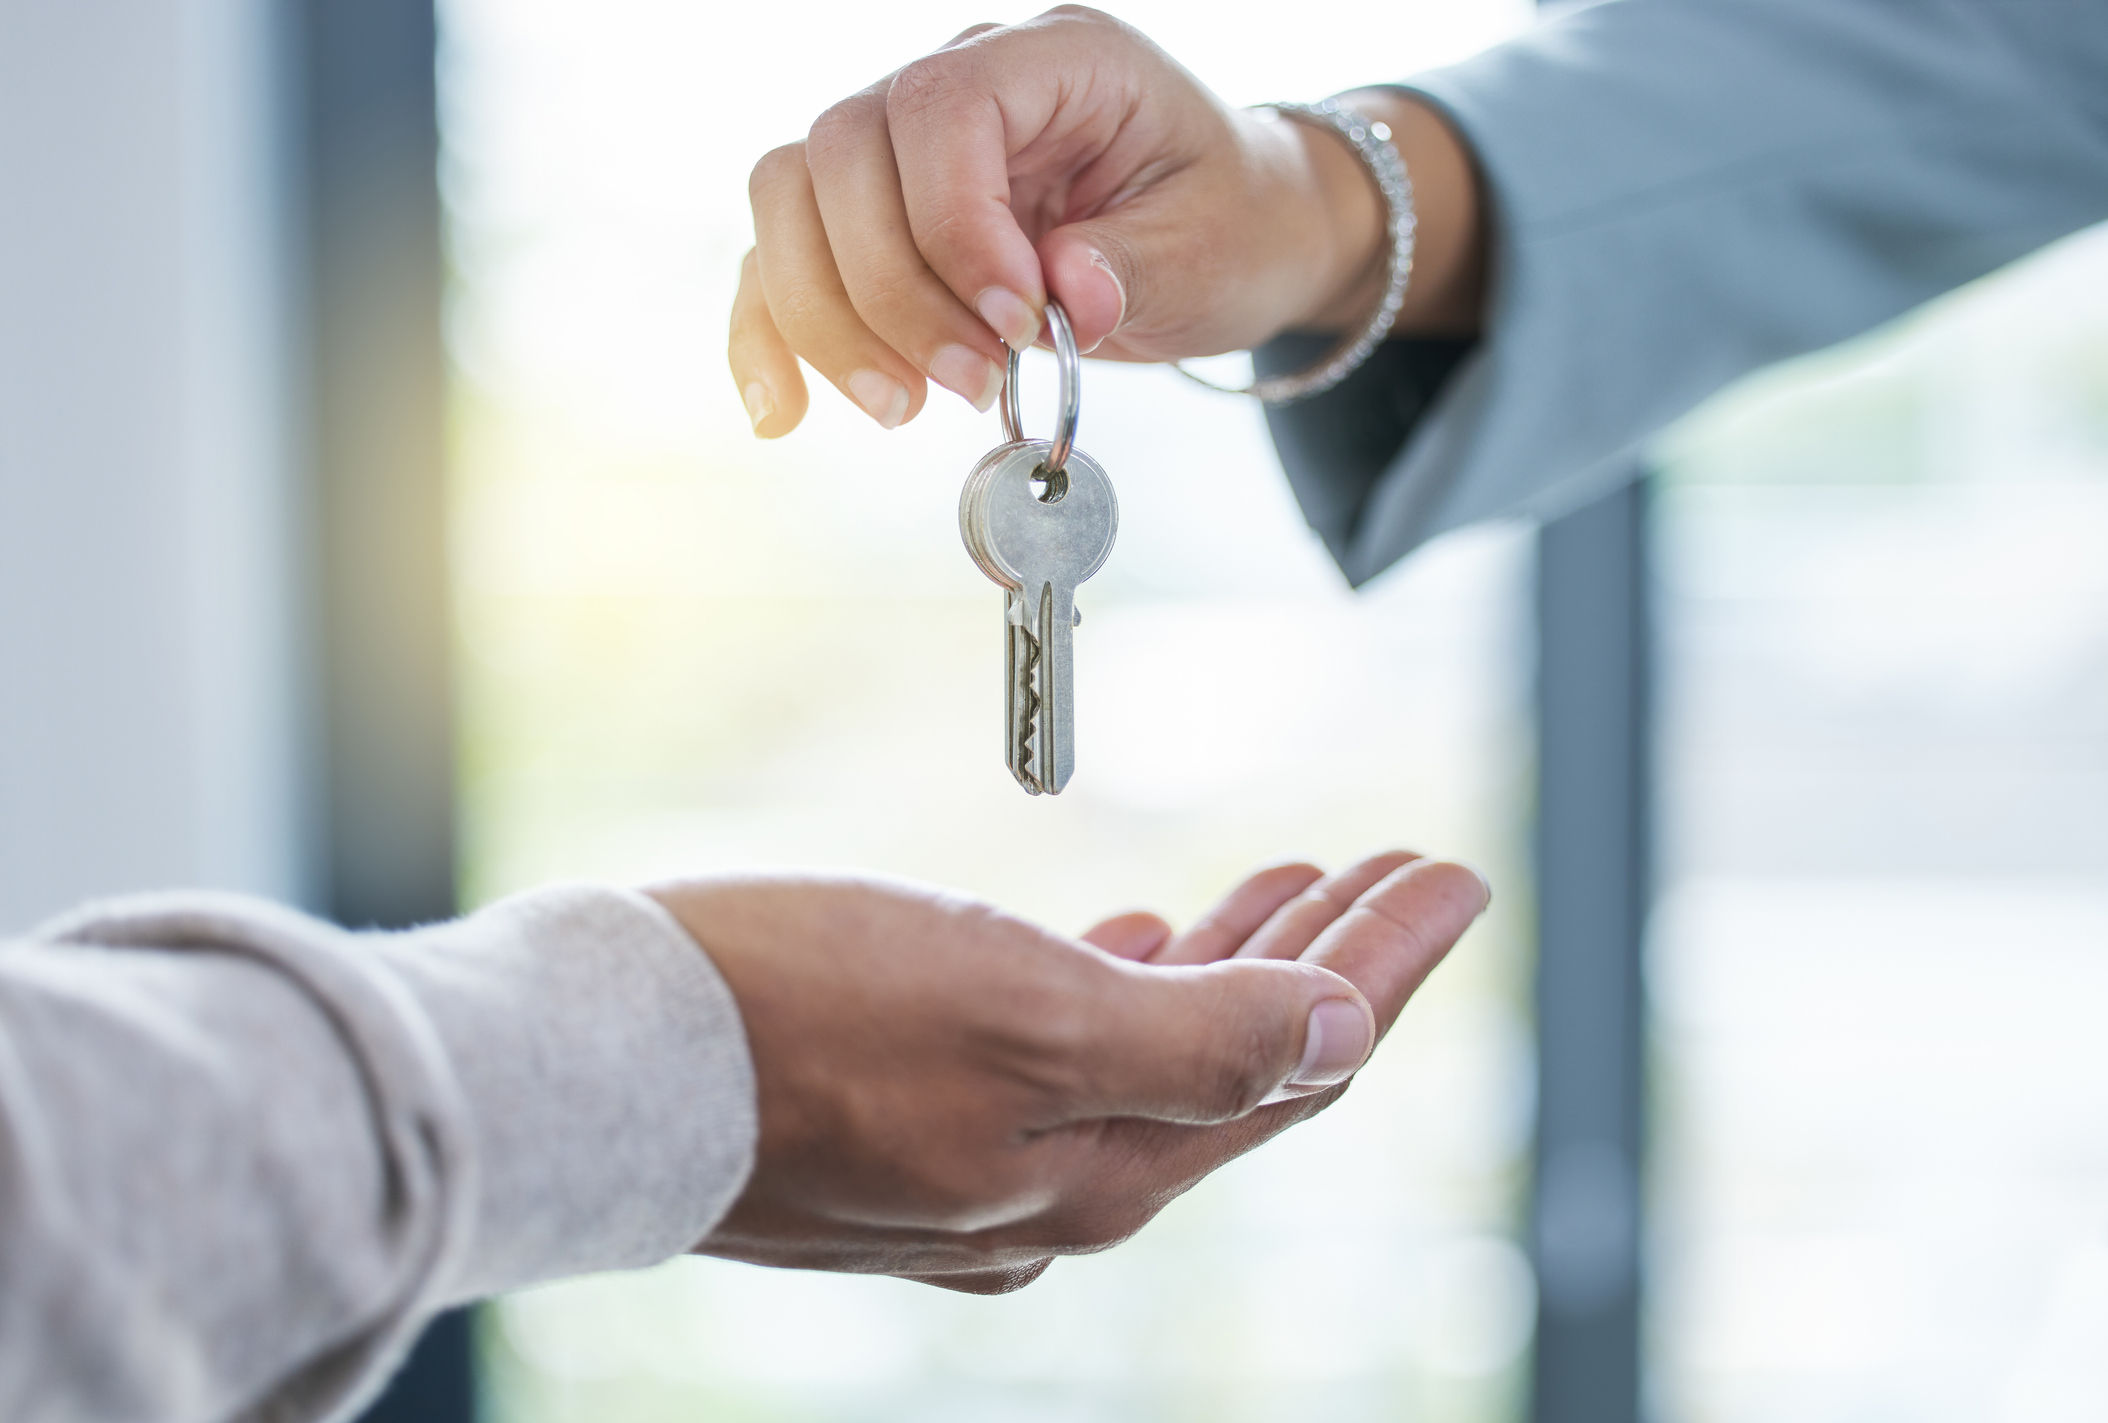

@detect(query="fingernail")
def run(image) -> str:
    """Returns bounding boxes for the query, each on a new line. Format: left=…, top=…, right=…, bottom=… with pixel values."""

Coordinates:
left=846, top=370, right=909, bottom=429
left=1292, top=998, right=1373, bottom=1087
left=975, top=287, right=1041, bottom=353
left=930, top=344, right=1005, bottom=413
left=1087, top=247, right=1126, bottom=337
left=742, top=382, right=774, bottom=434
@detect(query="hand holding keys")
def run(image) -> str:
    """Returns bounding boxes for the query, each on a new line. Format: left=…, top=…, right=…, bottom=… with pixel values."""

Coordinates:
left=959, top=304, right=1118, bottom=795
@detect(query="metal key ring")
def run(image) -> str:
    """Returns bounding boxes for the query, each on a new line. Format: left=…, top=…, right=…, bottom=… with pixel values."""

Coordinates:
left=999, top=299, right=1079, bottom=478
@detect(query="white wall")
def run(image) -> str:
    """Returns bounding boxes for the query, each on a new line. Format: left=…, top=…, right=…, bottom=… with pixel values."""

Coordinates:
left=0, top=0, right=310, bottom=928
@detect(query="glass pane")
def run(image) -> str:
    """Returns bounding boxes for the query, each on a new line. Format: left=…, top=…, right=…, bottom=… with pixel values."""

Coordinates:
left=1652, top=226, right=2108, bottom=1421
left=438, top=2, right=1535, bottom=1420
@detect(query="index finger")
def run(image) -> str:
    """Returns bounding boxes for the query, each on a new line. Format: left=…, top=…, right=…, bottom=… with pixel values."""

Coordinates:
left=1299, top=859, right=1491, bottom=1038
left=884, top=33, right=1049, bottom=351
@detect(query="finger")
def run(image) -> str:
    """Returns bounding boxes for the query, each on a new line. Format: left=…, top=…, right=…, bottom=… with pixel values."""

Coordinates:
left=884, top=33, right=1051, bottom=352
left=1060, top=956, right=1374, bottom=1125
left=729, top=248, right=808, bottom=437
left=1233, top=850, right=1423, bottom=960
left=1034, top=119, right=1245, bottom=356
left=1298, top=858, right=1491, bottom=1039
left=1039, top=168, right=1226, bottom=357
left=1079, top=910, right=1172, bottom=962
left=1038, top=171, right=1261, bottom=358
left=804, top=93, right=1010, bottom=413
left=1065, top=867, right=1489, bottom=1210
left=748, top=143, right=927, bottom=429
left=1038, top=223, right=1130, bottom=356
left=1151, top=861, right=1323, bottom=965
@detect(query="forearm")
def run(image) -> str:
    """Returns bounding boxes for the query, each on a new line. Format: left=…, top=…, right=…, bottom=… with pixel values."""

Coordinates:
left=0, top=886, right=754, bottom=1423
left=1267, top=0, right=2108, bottom=584
left=0, top=932, right=405, bottom=1423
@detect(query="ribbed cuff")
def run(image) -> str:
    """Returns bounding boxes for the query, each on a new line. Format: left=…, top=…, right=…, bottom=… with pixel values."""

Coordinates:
left=371, top=885, right=757, bottom=1302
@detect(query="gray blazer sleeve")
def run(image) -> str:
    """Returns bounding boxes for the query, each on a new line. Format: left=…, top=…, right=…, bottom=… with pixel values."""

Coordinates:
left=1265, top=0, right=2108, bottom=586
left=0, top=886, right=755, bottom=1423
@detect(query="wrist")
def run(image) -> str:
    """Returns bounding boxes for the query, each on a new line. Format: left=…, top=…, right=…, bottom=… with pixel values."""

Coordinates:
left=1292, top=89, right=1485, bottom=338
left=1290, top=106, right=1387, bottom=333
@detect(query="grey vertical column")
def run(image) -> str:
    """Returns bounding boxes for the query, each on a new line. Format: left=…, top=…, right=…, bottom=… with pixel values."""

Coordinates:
left=1529, top=477, right=1652, bottom=1423
left=290, top=1, right=471, bottom=1418
left=294, top=0, right=456, bottom=934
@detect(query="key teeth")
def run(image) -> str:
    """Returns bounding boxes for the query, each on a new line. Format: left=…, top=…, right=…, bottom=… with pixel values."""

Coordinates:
left=1015, top=623, right=1041, bottom=792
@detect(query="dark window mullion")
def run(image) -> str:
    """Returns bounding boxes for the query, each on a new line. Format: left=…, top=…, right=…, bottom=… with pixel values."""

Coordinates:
left=292, top=1, right=470, bottom=1417
left=1529, top=475, right=1654, bottom=1423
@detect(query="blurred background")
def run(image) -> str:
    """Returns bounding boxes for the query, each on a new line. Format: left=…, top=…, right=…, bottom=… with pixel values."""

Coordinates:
left=2, top=2, right=2105, bottom=1423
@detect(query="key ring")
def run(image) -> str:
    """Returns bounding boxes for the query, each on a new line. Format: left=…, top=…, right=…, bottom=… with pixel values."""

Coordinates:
left=999, top=299, right=1079, bottom=479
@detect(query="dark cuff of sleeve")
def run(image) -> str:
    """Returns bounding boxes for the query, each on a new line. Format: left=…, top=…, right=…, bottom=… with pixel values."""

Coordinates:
left=1255, top=334, right=1475, bottom=586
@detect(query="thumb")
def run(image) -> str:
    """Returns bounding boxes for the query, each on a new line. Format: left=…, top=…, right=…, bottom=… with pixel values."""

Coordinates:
left=1063, top=958, right=1376, bottom=1126
left=1039, top=171, right=1228, bottom=358
left=1038, top=221, right=1134, bottom=356
left=1037, top=172, right=1263, bottom=359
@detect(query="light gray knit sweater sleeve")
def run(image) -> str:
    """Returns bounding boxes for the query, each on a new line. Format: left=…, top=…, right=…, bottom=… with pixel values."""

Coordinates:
left=1265, top=0, right=2108, bottom=585
left=0, top=884, right=756, bottom=1423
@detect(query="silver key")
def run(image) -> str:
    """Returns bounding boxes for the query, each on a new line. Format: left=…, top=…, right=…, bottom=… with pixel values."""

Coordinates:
left=956, top=301, right=1118, bottom=795
left=956, top=449, right=1035, bottom=784
left=966, top=440, right=1117, bottom=793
